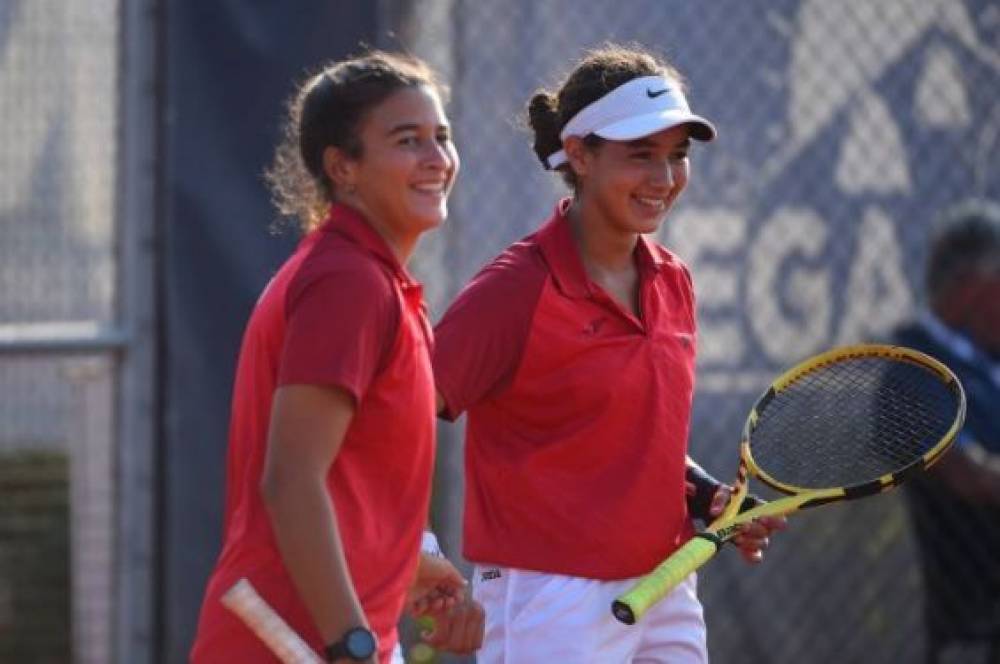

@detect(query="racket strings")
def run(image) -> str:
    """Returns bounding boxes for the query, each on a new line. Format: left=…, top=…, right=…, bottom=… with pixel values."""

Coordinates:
left=749, top=357, right=960, bottom=489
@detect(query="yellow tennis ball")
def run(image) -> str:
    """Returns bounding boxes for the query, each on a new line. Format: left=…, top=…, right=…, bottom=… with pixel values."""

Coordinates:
left=409, top=642, right=436, bottom=663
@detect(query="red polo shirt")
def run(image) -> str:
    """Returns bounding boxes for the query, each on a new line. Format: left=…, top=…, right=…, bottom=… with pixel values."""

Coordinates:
left=434, top=201, right=697, bottom=579
left=191, top=204, right=436, bottom=663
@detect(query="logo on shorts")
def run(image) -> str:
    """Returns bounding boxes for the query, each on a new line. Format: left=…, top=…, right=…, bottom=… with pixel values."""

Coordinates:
left=480, top=568, right=502, bottom=582
left=646, top=87, right=669, bottom=98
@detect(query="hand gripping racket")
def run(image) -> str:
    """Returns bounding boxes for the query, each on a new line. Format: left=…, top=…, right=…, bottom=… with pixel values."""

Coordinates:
left=222, top=578, right=325, bottom=664
left=612, top=344, right=966, bottom=625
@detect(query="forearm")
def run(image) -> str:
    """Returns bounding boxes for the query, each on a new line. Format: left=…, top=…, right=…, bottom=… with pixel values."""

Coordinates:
left=263, top=477, right=366, bottom=643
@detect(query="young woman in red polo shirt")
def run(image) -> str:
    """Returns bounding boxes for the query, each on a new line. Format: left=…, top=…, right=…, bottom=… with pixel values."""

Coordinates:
left=190, top=52, right=482, bottom=664
left=433, top=44, right=785, bottom=662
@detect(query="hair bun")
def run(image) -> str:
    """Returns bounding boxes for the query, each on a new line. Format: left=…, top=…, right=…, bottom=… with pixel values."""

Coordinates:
left=527, top=91, right=562, bottom=167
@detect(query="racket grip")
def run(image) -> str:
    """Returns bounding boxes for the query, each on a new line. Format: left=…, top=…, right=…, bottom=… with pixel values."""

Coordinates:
left=221, top=578, right=325, bottom=664
left=611, top=535, right=720, bottom=625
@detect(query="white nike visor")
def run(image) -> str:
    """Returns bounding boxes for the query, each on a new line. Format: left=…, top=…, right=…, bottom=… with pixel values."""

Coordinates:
left=546, top=75, right=716, bottom=170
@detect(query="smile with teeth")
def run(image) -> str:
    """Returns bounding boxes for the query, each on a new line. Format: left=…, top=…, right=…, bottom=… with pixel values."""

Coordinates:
left=633, top=195, right=666, bottom=210
left=413, top=182, right=447, bottom=194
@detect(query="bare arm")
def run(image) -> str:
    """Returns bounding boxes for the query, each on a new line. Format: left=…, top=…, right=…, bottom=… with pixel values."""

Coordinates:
left=260, top=384, right=370, bottom=652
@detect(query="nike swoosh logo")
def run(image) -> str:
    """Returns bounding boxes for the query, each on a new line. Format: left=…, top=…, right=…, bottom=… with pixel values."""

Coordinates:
left=646, top=88, right=669, bottom=98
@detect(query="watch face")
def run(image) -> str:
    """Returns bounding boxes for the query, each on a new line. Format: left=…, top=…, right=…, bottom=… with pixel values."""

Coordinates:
left=345, top=628, right=377, bottom=658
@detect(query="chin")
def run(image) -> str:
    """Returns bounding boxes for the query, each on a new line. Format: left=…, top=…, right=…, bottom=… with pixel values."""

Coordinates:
left=627, top=214, right=667, bottom=235
left=413, top=209, right=447, bottom=231
left=624, top=204, right=670, bottom=234
left=640, top=218, right=666, bottom=234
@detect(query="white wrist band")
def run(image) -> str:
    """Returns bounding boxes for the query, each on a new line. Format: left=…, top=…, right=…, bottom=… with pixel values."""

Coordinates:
left=421, top=531, right=444, bottom=557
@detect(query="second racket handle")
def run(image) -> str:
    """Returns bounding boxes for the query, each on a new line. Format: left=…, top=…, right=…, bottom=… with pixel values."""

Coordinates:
left=611, top=535, right=720, bottom=625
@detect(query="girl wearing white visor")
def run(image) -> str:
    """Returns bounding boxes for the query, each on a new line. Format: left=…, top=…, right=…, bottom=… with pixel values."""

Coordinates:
left=432, top=44, right=785, bottom=663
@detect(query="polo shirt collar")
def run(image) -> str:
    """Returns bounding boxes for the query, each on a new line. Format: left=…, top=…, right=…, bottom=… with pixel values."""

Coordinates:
left=319, top=203, right=418, bottom=286
left=536, top=198, right=670, bottom=299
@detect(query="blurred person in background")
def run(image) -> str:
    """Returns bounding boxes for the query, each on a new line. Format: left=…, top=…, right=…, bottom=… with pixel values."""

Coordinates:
left=894, top=199, right=1000, bottom=662
left=189, top=51, right=482, bottom=664
left=433, top=43, right=784, bottom=663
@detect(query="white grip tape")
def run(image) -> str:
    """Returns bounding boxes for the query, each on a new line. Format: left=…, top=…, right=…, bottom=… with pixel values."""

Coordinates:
left=221, top=578, right=325, bottom=664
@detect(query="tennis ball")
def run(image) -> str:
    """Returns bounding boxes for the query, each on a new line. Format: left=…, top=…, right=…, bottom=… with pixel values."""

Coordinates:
left=410, top=642, right=436, bottom=663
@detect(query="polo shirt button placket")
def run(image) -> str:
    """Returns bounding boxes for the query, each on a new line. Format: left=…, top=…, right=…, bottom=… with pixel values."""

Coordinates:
left=401, top=283, right=432, bottom=347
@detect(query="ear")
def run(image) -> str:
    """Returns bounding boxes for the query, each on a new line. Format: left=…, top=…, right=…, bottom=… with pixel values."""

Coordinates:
left=563, top=135, right=590, bottom=179
left=322, top=146, right=357, bottom=194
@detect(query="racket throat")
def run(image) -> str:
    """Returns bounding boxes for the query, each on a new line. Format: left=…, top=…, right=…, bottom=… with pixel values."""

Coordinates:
left=693, top=531, right=725, bottom=550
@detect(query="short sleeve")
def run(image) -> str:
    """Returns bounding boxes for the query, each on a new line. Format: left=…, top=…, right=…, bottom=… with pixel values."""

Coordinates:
left=278, top=257, right=399, bottom=402
left=433, top=246, right=547, bottom=420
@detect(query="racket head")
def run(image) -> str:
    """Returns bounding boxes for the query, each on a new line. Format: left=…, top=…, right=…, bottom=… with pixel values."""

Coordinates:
left=741, top=344, right=965, bottom=501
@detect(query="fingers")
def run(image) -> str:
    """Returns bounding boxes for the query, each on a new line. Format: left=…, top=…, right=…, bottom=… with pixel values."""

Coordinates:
left=708, top=484, right=732, bottom=516
left=740, top=542, right=767, bottom=565
left=455, top=600, right=486, bottom=654
left=731, top=530, right=768, bottom=564
left=731, top=513, right=788, bottom=564
left=759, top=514, right=789, bottom=532
left=738, top=519, right=770, bottom=539
left=409, top=585, right=461, bottom=616
left=439, top=564, right=467, bottom=591
left=423, top=598, right=485, bottom=654
left=408, top=555, right=469, bottom=616
left=422, top=555, right=467, bottom=592
left=432, top=591, right=459, bottom=612
left=423, top=613, right=451, bottom=649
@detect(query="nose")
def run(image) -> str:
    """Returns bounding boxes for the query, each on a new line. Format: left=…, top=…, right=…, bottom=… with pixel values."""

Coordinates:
left=422, top=139, right=453, bottom=172
left=648, top=158, right=675, bottom=189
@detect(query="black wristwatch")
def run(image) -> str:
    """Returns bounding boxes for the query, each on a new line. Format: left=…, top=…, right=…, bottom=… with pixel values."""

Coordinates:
left=324, top=627, right=377, bottom=662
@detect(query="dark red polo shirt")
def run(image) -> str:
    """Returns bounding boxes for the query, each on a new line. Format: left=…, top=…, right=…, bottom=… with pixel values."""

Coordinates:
left=434, top=201, right=697, bottom=579
left=192, top=204, right=436, bottom=663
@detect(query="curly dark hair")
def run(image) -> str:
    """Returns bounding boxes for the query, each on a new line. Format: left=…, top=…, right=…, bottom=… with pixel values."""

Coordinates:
left=266, top=51, right=447, bottom=232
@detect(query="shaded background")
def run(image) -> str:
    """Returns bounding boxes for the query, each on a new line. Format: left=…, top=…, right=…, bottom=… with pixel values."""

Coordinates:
left=1, top=1, right=998, bottom=662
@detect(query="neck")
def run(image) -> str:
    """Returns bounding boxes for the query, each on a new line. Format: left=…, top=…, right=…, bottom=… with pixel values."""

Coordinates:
left=337, top=198, right=418, bottom=265
left=566, top=199, right=638, bottom=274
left=373, top=225, right=418, bottom=264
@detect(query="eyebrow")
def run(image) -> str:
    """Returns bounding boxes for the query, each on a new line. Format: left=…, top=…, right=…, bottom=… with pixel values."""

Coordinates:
left=387, top=123, right=421, bottom=136
left=625, top=137, right=691, bottom=149
left=386, top=122, right=450, bottom=136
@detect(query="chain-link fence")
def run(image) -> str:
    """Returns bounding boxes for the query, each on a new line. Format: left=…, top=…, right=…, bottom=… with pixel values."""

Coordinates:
left=0, top=2, right=124, bottom=663
left=400, top=1, right=1000, bottom=662
left=3, top=1, right=998, bottom=662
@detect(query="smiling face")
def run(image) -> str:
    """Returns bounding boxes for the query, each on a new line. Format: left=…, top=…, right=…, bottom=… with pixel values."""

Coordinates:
left=568, top=123, right=691, bottom=236
left=327, top=84, right=459, bottom=248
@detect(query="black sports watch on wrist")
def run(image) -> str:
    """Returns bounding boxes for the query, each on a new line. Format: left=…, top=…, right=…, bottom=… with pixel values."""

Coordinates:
left=324, top=626, right=377, bottom=662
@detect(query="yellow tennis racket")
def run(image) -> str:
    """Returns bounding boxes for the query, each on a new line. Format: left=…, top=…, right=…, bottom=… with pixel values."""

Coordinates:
left=612, top=344, right=966, bottom=625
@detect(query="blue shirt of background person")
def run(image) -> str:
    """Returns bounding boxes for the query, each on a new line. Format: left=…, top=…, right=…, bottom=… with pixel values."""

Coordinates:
left=891, top=199, right=1000, bottom=656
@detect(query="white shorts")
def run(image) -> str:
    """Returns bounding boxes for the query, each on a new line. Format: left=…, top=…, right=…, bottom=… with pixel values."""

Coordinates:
left=472, top=565, right=707, bottom=664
